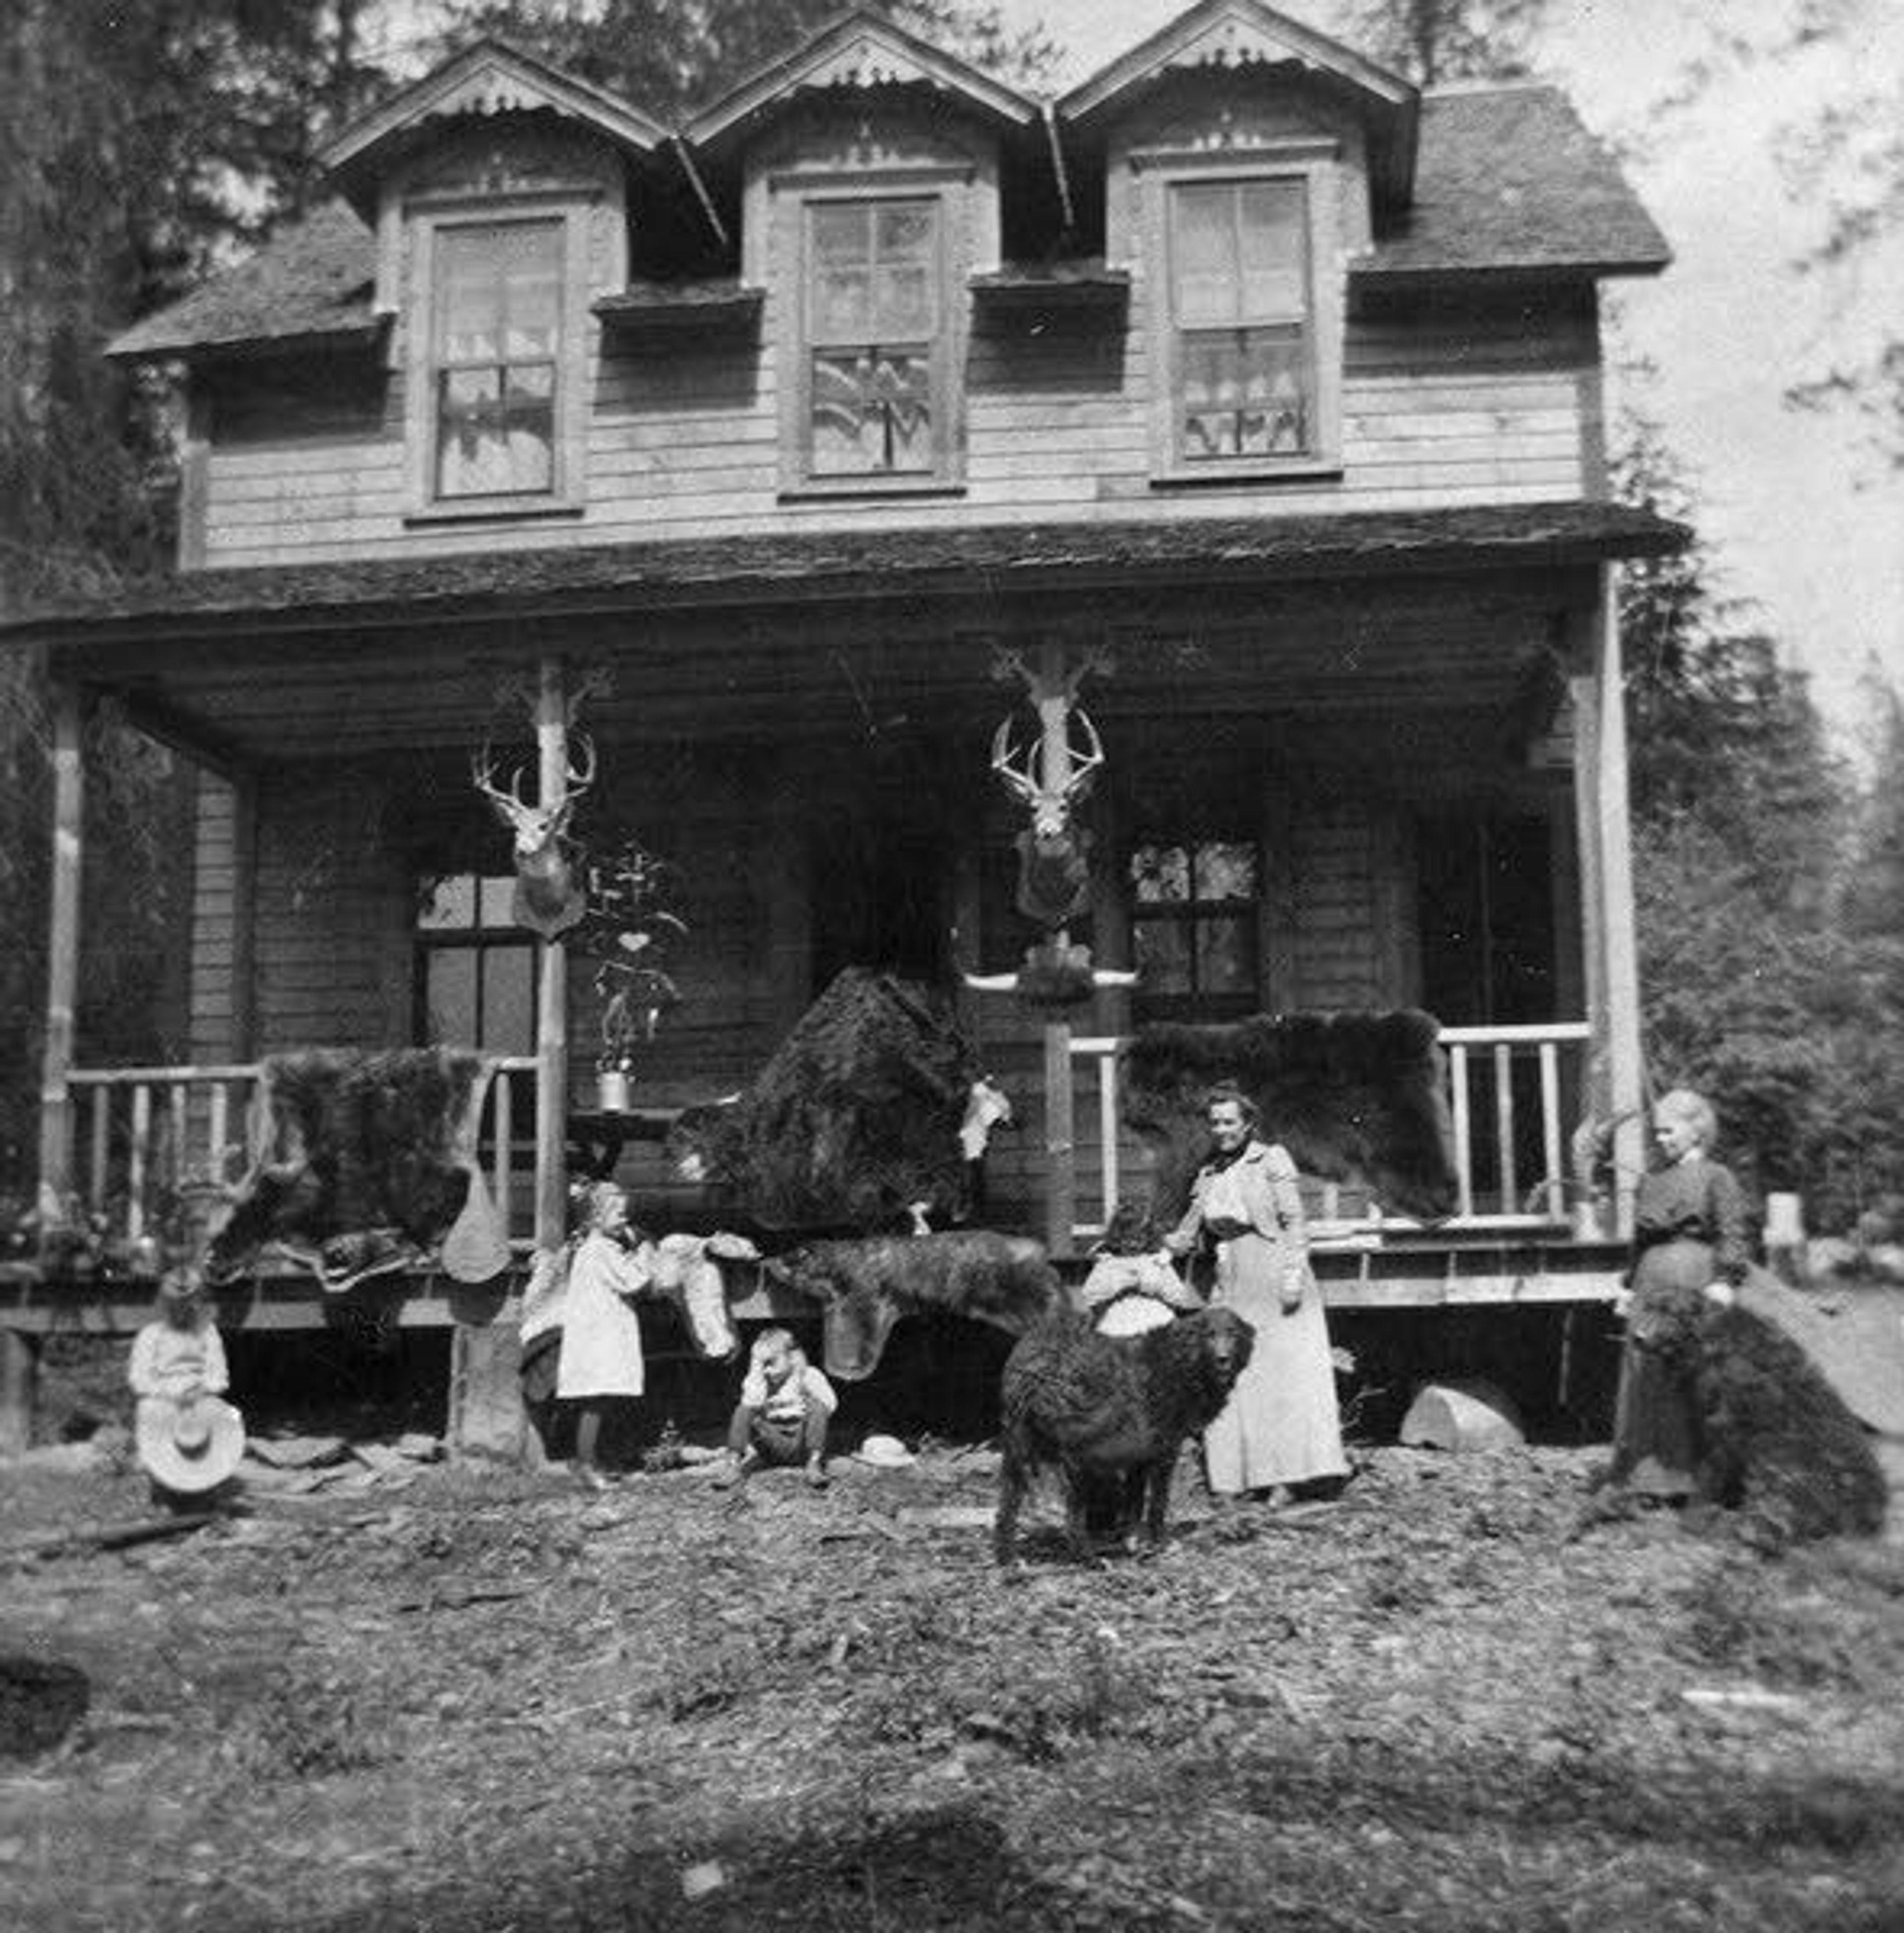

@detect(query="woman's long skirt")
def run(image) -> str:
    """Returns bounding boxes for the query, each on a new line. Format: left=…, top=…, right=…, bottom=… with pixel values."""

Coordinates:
left=1203, top=1230, right=1348, bottom=1494
left=1609, top=1236, right=1713, bottom=1498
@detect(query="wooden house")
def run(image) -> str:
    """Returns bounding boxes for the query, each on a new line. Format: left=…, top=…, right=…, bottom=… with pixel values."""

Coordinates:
left=0, top=1, right=1682, bottom=1449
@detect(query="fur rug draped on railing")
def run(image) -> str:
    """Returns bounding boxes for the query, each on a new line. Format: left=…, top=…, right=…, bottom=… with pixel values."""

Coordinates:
left=1122, top=1009, right=1460, bottom=1222
left=205, top=1049, right=510, bottom=1291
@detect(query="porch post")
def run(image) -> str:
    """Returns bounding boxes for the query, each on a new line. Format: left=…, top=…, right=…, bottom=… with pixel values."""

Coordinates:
left=534, top=654, right=572, bottom=1249
left=36, top=683, right=86, bottom=1223
left=1594, top=566, right=1645, bottom=1234
left=449, top=655, right=572, bottom=1463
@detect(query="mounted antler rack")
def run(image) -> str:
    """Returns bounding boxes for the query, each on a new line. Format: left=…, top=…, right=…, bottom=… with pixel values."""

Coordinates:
left=964, top=640, right=1136, bottom=1007
left=472, top=669, right=609, bottom=938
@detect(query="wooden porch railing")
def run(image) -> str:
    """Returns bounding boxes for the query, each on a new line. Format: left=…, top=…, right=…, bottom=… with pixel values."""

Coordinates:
left=49, top=1027, right=1593, bottom=1265
left=58, top=1056, right=540, bottom=1247
left=1066, top=1021, right=1593, bottom=1244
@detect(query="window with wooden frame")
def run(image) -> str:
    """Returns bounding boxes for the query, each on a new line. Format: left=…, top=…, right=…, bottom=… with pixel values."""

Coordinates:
left=798, top=194, right=951, bottom=486
left=429, top=220, right=563, bottom=502
left=415, top=874, right=538, bottom=1054
left=1143, top=154, right=1341, bottom=483
left=1128, top=839, right=1261, bottom=1020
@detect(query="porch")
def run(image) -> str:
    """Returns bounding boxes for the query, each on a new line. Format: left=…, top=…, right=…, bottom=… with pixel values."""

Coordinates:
left=7, top=504, right=1667, bottom=1366
left=1, top=1015, right=1629, bottom=1339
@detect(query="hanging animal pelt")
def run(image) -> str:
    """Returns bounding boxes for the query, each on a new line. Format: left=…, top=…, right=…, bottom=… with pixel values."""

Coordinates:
left=1123, top=1009, right=1459, bottom=1222
left=668, top=968, right=980, bottom=1231
left=206, top=1049, right=505, bottom=1289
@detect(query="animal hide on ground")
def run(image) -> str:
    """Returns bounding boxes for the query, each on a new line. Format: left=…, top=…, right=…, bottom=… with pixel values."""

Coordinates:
left=206, top=1049, right=505, bottom=1291
left=768, top=1229, right=1063, bottom=1380
left=1122, top=1010, right=1459, bottom=1222
left=668, top=968, right=981, bottom=1231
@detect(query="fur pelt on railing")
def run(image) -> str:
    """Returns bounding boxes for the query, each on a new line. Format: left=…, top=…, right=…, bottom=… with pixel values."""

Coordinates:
left=205, top=1049, right=507, bottom=1291
left=1122, top=1009, right=1460, bottom=1222
left=667, top=967, right=982, bottom=1231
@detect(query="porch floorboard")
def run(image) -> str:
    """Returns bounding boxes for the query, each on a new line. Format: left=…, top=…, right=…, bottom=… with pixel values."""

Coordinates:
left=0, top=1237, right=1625, bottom=1334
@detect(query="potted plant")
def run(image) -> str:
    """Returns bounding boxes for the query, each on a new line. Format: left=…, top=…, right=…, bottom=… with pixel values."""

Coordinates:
left=583, top=841, right=687, bottom=1112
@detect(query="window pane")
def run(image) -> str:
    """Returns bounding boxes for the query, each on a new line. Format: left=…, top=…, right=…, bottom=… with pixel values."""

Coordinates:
left=1130, top=844, right=1190, bottom=903
left=481, top=946, right=536, bottom=1055
left=1181, top=326, right=1309, bottom=460
left=419, top=874, right=477, bottom=931
left=1196, top=842, right=1258, bottom=902
left=437, top=367, right=554, bottom=496
left=1133, top=918, right=1192, bottom=992
left=811, top=204, right=873, bottom=339
left=438, top=235, right=502, bottom=361
left=874, top=201, right=937, bottom=337
left=477, top=876, right=517, bottom=926
left=498, top=225, right=561, bottom=356
left=1237, top=181, right=1308, bottom=318
left=810, top=348, right=932, bottom=475
left=1199, top=915, right=1256, bottom=996
left=425, top=949, right=478, bottom=1046
left=1173, top=184, right=1238, bottom=326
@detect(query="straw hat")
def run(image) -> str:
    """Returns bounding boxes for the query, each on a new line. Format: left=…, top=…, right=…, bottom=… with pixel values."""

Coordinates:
left=135, top=1396, right=246, bottom=1494
left=852, top=1433, right=915, bottom=1469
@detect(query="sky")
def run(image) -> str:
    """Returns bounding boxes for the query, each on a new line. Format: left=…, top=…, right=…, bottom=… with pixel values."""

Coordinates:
left=998, top=0, right=1904, bottom=744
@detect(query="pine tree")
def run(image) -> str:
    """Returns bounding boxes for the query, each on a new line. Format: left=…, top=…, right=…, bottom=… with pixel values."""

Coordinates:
left=428, top=0, right=1056, bottom=116
left=1324, top=0, right=1548, bottom=85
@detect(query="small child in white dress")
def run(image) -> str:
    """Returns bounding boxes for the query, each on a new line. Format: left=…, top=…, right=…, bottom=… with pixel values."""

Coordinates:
left=521, top=1180, right=653, bottom=1490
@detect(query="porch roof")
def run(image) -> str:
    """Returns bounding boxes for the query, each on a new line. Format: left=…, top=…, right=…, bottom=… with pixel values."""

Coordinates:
left=15, top=500, right=1684, bottom=640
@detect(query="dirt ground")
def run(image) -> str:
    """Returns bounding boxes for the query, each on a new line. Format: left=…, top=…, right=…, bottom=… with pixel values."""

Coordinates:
left=2, top=1441, right=1902, bottom=1933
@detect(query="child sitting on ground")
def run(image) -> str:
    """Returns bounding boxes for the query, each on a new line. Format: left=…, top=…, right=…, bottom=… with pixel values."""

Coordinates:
left=714, top=1327, right=836, bottom=1490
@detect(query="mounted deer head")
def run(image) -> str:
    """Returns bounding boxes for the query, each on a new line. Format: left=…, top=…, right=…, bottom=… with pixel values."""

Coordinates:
left=471, top=731, right=596, bottom=937
left=990, top=705, right=1103, bottom=845
left=988, top=640, right=1113, bottom=932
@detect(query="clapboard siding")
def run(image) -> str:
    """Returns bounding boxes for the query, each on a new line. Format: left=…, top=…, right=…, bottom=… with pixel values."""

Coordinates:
left=188, top=776, right=239, bottom=1062
left=195, top=298, right=1598, bottom=565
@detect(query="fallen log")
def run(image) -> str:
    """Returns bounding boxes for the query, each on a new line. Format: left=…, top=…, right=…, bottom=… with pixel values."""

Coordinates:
left=9, top=1512, right=215, bottom=1564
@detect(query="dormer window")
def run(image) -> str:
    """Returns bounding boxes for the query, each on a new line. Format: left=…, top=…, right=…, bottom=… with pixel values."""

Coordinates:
left=808, top=199, right=939, bottom=477
left=1137, top=149, right=1343, bottom=484
left=783, top=185, right=962, bottom=495
left=432, top=220, right=562, bottom=500
left=1171, top=179, right=1312, bottom=463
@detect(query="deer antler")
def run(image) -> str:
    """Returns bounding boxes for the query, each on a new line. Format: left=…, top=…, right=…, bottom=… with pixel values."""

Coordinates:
left=471, top=741, right=531, bottom=817
left=565, top=729, right=597, bottom=795
left=989, top=717, right=1039, bottom=804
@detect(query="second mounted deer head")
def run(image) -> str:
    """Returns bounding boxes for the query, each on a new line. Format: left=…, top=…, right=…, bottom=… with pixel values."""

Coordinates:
left=989, top=643, right=1110, bottom=931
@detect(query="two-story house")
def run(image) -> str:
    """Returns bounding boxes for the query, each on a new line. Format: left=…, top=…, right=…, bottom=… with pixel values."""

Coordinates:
left=1, top=0, right=1681, bottom=1449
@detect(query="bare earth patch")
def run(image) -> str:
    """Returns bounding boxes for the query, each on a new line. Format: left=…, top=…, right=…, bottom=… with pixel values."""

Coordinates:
left=2, top=1445, right=1901, bottom=1932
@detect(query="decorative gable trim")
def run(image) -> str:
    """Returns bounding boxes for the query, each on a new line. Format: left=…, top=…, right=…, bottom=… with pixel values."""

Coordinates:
left=320, top=40, right=668, bottom=217
left=1061, top=0, right=1417, bottom=202
left=687, top=6, right=1039, bottom=153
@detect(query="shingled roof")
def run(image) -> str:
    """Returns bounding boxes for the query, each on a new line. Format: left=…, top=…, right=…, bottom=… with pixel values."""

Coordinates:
left=1363, top=85, right=1669, bottom=279
left=106, top=202, right=378, bottom=363
left=106, top=71, right=1664, bottom=363
left=15, top=502, right=1687, bottom=637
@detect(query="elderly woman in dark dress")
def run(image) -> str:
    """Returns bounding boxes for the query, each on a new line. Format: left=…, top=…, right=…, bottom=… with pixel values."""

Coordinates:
left=1608, top=1087, right=1751, bottom=1500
